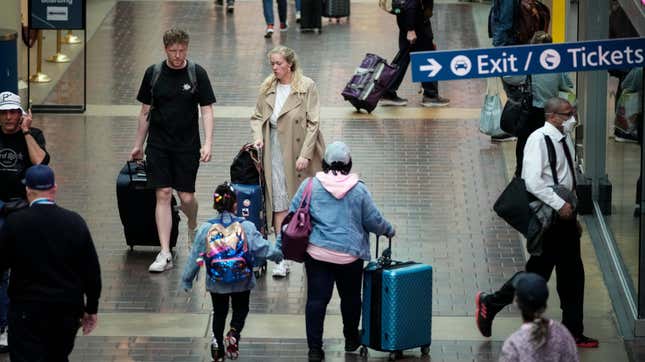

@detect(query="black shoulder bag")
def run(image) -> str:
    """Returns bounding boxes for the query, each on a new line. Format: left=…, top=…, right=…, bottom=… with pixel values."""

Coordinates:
left=493, top=134, right=557, bottom=236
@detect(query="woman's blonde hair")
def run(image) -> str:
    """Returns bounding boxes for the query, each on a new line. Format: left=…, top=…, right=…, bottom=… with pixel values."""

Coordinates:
left=259, top=46, right=306, bottom=95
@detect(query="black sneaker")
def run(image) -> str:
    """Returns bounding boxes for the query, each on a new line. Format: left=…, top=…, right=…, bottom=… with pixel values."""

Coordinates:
left=226, top=4, right=234, bottom=13
left=574, top=334, right=599, bottom=348
left=344, top=335, right=360, bottom=352
left=215, top=0, right=223, bottom=6
left=491, top=133, right=517, bottom=142
left=379, top=95, right=408, bottom=106
left=475, top=291, right=495, bottom=338
left=421, top=95, right=450, bottom=107
left=308, top=348, right=325, bottom=361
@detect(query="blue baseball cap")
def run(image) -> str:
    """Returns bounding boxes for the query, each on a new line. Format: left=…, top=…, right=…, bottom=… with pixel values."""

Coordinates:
left=513, top=272, right=549, bottom=309
left=22, top=164, right=55, bottom=190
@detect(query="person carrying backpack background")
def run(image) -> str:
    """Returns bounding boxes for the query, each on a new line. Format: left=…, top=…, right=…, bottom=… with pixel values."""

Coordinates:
left=181, top=182, right=283, bottom=361
left=489, top=0, right=550, bottom=47
left=489, top=0, right=517, bottom=47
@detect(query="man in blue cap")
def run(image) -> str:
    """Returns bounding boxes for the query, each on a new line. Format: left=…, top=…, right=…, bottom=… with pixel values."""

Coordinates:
left=0, top=165, right=102, bottom=361
left=0, top=91, right=49, bottom=353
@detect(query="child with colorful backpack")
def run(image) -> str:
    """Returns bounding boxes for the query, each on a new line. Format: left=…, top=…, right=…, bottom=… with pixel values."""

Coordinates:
left=181, top=182, right=283, bottom=361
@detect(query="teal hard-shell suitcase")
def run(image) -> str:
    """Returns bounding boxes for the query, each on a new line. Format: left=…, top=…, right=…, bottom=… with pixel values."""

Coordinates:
left=359, top=237, right=432, bottom=359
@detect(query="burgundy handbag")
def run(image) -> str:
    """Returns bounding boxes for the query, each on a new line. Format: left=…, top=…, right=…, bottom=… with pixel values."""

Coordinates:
left=280, top=178, right=314, bottom=262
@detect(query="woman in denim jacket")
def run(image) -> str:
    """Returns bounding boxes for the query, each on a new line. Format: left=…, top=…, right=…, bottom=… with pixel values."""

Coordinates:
left=181, top=182, right=283, bottom=361
left=279, top=141, right=395, bottom=362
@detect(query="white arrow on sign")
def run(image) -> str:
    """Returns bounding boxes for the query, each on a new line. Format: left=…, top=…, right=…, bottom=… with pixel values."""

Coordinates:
left=419, top=58, right=442, bottom=77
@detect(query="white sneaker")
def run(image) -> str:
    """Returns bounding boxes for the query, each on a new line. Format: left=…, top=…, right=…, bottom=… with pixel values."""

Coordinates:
left=0, top=329, right=8, bottom=353
left=148, top=251, right=173, bottom=273
left=296, top=11, right=301, bottom=23
left=272, top=260, right=290, bottom=277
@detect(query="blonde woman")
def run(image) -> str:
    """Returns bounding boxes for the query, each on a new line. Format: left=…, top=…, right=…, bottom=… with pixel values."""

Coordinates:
left=250, top=46, right=325, bottom=277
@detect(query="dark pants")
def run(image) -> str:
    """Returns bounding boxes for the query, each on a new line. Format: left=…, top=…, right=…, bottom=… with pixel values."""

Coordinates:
left=515, top=106, right=545, bottom=177
left=487, top=217, right=585, bottom=337
left=386, top=23, right=438, bottom=98
left=8, top=305, right=81, bottom=362
left=210, top=290, right=250, bottom=347
left=304, top=255, right=363, bottom=350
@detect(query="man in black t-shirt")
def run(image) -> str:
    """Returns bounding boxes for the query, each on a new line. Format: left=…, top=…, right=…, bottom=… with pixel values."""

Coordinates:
left=130, top=28, right=216, bottom=273
left=0, top=91, right=49, bottom=353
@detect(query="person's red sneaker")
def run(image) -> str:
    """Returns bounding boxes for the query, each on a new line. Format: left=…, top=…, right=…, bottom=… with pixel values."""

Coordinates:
left=575, top=335, right=599, bottom=348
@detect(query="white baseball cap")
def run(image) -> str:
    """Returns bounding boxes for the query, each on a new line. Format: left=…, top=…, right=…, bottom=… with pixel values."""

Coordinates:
left=0, top=92, right=25, bottom=114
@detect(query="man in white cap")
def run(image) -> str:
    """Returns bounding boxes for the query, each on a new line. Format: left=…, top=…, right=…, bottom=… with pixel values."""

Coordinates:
left=0, top=91, right=49, bottom=353
left=0, top=91, right=49, bottom=202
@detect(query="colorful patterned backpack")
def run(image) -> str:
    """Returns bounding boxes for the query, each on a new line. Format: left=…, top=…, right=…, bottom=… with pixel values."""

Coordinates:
left=197, top=216, right=253, bottom=283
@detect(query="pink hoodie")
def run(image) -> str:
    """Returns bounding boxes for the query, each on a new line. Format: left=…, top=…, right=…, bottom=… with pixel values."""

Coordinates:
left=314, top=171, right=359, bottom=199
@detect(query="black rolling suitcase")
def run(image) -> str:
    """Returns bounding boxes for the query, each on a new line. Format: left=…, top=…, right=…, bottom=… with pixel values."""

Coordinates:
left=116, top=161, right=179, bottom=250
left=300, top=0, right=322, bottom=32
left=323, top=0, right=349, bottom=19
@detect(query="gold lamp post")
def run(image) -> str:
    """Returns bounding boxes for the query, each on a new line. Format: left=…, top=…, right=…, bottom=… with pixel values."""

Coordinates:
left=62, top=30, right=81, bottom=44
left=29, top=31, right=51, bottom=83
left=46, top=30, right=70, bottom=63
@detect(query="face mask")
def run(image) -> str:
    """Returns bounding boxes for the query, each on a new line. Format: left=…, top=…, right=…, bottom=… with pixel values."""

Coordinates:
left=562, top=116, right=576, bottom=133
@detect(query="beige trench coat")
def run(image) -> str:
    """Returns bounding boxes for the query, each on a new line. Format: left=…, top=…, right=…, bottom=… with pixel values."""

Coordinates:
left=250, top=76, right=325, bottom=229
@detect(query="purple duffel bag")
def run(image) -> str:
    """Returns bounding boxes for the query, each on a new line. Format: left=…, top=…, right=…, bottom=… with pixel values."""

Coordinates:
left=341, top=53, right=399, bottom=113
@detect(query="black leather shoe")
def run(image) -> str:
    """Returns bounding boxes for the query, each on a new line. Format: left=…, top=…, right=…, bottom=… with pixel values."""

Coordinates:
left=308, top=348, right=325, bottom=361
left=344, top=334, right=360, bottom=352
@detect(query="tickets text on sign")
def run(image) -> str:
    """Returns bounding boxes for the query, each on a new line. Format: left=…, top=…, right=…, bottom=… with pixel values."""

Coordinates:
left=410, top=38, right=645, bottom=83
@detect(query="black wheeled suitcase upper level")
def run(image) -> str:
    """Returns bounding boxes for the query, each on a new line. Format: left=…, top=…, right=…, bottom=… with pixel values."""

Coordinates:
left=323, top=0, right=350, bottom=18
left=300, top=0, right=323, bottom=32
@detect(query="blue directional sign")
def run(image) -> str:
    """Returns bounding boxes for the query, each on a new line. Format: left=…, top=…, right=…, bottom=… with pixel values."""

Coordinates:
left=411, top=37, right=645, bottom=82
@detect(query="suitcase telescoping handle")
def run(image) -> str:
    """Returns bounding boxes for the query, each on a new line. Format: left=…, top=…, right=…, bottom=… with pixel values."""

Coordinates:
left=375, top=235, right=393, bottom=266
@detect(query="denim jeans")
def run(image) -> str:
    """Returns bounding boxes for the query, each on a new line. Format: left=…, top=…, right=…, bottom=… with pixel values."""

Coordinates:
left=304, top=255, right=363, bottom=350
left=295, top=0, right=301, bottom=11
left=263, top=0, right=287, bottom=25
left=0, top=270, right=8, bottom=331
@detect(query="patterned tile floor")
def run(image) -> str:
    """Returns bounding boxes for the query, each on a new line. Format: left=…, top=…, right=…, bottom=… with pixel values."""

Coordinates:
left=1, top=0, right=636, bottom=361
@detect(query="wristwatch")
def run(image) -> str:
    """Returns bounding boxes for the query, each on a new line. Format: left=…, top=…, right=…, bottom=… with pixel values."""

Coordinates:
left=22, top=130, right=31, bottom=136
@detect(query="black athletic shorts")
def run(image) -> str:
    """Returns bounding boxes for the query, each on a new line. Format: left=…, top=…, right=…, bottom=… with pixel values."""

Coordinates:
left=145, top=146, right=200, bottom=193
